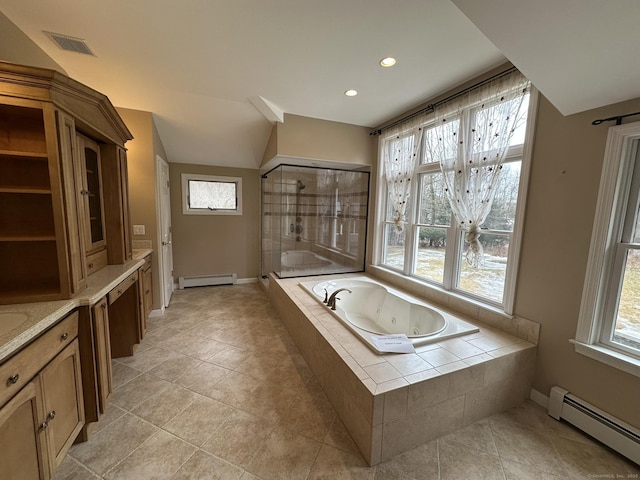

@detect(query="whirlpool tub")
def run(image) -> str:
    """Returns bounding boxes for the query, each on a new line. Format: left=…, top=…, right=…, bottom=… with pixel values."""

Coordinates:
left=300, top=276, right=479, bottom=353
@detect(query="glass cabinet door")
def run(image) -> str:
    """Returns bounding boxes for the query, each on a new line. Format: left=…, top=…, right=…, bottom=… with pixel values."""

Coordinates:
left=77, top=134, right=106, bottom=252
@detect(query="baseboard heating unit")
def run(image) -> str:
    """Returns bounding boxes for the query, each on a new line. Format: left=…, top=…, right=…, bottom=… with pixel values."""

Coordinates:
left=548, top=386, right=640, bottom=464
left=178, top=273, right=237, bottom=289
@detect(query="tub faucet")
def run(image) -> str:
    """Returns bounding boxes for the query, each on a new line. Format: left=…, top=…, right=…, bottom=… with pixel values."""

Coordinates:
left=327, top=288, right=351, bottom=310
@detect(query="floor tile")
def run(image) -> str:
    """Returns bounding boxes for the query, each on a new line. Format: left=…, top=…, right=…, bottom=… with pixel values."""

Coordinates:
left=201, top=409, right=276, bottom=467
left=245, top=427, right=322, bottom=480
left=103, top=430, right=195, bottom=480
left=489, top=415, right=568, bottom=476
left=175, top=361, right=232, bottom=397
left=308, top=444, right=375, bottom=480
left=171, top=450, right=244, bottom=480
left=51, top=456, right=100, bottom=480
left=374, top=440, right=439, bottom=480
left=147, top=353, right=203, bottom=383
left=162, top=394, right=234, bottom=446
left=111, top=362, right=142, bottom=389
left=438, top=436, right=504, bottom=480
left=111, top=373, right=172, bottom=411
left=69, top=413, right=158, bottom=475
left=130, top=383, right=198, bottom=426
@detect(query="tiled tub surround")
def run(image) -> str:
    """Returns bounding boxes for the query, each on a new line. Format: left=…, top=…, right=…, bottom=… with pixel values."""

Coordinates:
left=269, top=273, right=538, bottom=466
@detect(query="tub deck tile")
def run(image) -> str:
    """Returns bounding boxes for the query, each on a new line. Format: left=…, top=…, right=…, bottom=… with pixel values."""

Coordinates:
left=270, top=273, right=537, bottom=466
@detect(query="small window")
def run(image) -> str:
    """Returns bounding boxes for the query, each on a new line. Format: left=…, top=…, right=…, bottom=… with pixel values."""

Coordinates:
left=181, top=173, right=242, bottom=215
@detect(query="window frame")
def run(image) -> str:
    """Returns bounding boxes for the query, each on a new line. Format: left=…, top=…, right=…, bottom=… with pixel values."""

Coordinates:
left=181, top=173, right=243, bottom=216
left=374, top=89, right=538, bottom=314
left=574, top=121, right=640, bottom=377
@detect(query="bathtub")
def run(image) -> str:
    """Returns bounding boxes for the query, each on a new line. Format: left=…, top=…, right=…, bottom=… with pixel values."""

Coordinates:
left=299, top=276, right=479, bottom=353
left=281, top=251, right=332, bottom=270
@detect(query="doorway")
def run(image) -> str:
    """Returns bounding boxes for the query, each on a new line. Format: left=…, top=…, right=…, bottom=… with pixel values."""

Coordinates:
left=156, top=155, right=173, bottom=309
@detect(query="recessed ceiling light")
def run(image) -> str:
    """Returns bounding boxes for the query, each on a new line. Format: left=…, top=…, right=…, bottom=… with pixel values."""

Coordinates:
left=344, top=89, right=358, bottom=97
left=380, top=57, right=397, bottom=67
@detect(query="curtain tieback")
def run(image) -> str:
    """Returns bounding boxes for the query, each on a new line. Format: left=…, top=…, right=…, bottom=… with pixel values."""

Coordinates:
left=464, top=224, right=484, bottom=267
left=392, top=214, right=406, bottom=233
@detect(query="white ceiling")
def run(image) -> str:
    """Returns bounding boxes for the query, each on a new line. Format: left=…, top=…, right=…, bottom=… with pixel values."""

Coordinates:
left=451, top=0, right=640, bottom=116
left=1, top=1, right=638, bottom=169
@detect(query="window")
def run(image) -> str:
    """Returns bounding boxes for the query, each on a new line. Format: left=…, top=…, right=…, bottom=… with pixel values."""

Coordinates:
left=181, top=173, right=242, bottom=215
left=575, top=122, right=640, bottom=376
left=377, top=87, right=534, bottom=312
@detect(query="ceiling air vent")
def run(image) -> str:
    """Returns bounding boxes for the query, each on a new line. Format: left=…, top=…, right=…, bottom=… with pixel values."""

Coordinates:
left=45, top=31, right=95, bottom=56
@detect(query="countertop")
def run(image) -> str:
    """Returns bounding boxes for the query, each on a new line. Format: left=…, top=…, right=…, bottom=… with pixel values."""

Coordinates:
left=0, top=249, right=152, bottom=363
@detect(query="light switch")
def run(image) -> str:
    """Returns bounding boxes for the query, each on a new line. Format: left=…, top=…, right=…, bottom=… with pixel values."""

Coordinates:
left=133, top=224, right=145, bottom=235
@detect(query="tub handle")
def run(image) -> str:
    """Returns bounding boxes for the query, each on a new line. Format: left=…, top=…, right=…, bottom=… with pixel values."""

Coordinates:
left=323, top=288, right=329, bottom=304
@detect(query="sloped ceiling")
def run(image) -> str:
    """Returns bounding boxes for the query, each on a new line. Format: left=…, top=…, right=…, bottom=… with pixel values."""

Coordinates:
left=451, top=0, right=640, bottom=116
left=1, top=1, right=637, bottom=169
left=0, top=0, right=505, bottom=168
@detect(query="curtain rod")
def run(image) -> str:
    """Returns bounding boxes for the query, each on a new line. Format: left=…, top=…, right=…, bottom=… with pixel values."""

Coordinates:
left=592, top=111, right=640, bottom=126
left=370, top=66, right=519, bottom=136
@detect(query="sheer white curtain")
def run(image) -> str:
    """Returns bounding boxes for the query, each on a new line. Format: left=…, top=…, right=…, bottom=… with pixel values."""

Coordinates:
left=382, top=118, right=424, bottom=232
left=424, top=71, right=530, bottom=267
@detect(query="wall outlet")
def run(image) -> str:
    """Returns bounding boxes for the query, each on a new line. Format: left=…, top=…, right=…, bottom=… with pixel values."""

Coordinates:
left=133, top=224, right=145, bottom=235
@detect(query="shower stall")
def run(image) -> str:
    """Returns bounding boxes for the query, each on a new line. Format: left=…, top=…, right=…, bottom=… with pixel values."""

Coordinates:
left=261, top=164, right=369, bottom=279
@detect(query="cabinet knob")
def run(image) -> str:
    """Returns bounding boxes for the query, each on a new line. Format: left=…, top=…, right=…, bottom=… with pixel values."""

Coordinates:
left=88, top=262, right=94, bottom=268
left=117, top=289, right=122, bottom=295
left=7, top=373, right=19, bottom=385
left=40, top=422, right=49, bottom=431
left=47, top=410, right=56, bottom=420
left=61, top=332, right=69, bottom=341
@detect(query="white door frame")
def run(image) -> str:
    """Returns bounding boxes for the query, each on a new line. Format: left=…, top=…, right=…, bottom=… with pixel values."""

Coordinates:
left=155, top=155, right=173, bottom=311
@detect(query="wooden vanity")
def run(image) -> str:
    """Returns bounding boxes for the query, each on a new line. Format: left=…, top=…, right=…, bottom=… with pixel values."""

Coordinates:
left=0, top=62, right=152, bottom=478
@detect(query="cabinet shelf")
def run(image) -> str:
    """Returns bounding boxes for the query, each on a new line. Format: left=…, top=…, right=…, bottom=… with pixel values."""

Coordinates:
left=0, top=187, right=52, bottom=195
left=0, top=236, right=57, bottom=242
left=0, top=149, right=48, bottom=159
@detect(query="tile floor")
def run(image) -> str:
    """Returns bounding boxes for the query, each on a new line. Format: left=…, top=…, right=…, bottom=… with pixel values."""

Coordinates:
left=55, top=283, right=639, bottom=480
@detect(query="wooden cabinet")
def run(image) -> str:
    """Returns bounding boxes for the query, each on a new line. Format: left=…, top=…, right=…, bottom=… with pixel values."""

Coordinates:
left=0, top=311, right=83, bottom=479
left=0, top=380, right=47, bottom=479
left=92, top=299, right=113, bottom=413
left=76, top=134, right=106, bottom=255
left=0, top=61, right=133, bottom=305
left=39, top=340, right=84, bottom=471
left=139, top=254, right=153, bottom=336
left=109, top=272, right=141, bottom=358
left=56, top=111, right=88, bottom=294
left=77, top=297, right=112, bottom=441
left=102, top=145, right=133, bottom=264
left=0, top=102, right=64, bottom=303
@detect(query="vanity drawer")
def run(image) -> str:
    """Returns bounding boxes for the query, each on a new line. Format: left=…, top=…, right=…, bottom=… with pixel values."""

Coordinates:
left=108, top=272, right=138, bottom=305
left=0, top=311, right=78, bottom=407
left=87, top=249, right=108, bottom=276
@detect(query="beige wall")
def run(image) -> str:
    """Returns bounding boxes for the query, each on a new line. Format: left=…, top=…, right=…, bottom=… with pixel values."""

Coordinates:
left=262, top=113, right=375, bottom=167
left=516, top=95, right=640, bottom=426
left=116, top=107, right=165, bottom=310
left=169, top=163, right=260, bottom=281
left=0, top=12, right=66, bottom=72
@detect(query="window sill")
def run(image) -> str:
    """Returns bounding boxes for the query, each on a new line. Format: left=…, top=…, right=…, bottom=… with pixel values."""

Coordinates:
left=570, top=339, right=640, bottom=378
left=367, top=265, right=512, bottom=321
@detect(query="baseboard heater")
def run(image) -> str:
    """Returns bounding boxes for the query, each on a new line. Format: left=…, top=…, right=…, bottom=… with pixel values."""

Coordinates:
left=548, top=386, right=640, bottom=464
left=178, top=273, right=237, bottom=289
